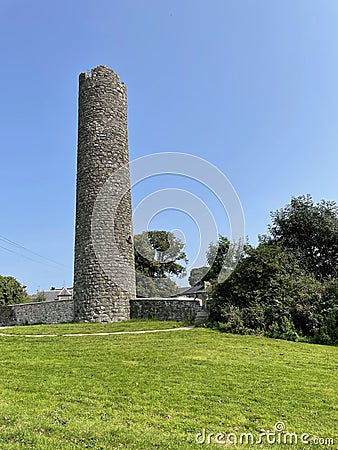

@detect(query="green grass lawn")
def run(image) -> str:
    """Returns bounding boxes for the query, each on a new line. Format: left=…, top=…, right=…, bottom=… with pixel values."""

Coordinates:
left=0, top=319, right=189, bottom=336
left=0, top=323, right=337, bottom=449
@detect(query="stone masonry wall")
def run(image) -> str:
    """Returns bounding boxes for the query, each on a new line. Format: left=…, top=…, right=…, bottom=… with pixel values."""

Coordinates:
left=73, top=66, right=136, bottom=322
left=0, top=299, right=202, bottom=327
left=130, top=298, right=202, bottom=321
left=0, top=300, right=74, bottom=327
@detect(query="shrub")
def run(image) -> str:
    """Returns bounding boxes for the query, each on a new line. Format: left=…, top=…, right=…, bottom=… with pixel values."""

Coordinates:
left=0, top=276, right=27, bottom=305
left=313, top=308, right=338, bottom=345
left=217, top=305, right=246, bottom=334
left=266, top=316, right=299, bottom=341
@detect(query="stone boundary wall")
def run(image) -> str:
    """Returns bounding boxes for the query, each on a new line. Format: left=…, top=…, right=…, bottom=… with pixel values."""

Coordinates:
left=130, top=298, right=202, bottom=321
left=0, top=299, right=74, bottom=327
left=0, top=298, right=202, bottom=327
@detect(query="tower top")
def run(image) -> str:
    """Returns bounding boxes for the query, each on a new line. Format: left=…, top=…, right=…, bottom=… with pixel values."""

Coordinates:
left=79, top=65, right=125, bottom=84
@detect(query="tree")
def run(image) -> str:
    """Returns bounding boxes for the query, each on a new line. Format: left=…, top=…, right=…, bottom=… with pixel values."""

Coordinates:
left=134, top=231, right=187, bottom=278
left=208, top=196, right=338, bottom=342
left=266, top=194, right=338, bottom=280
left=203, top=236, right=245, bottom=284
left=134, top=231, right=188, bottom=297
left=204, top=236, right=230, bottom=282
left=211, top=242, right=302, bottom=310
left=34, top=291, right=47, bottom=302
left=0, top=276, right=27, bottom=305
left=186, top=237, right=232, bottom=288
left=188, top=267, right=209, bottom=287
left=135, top=274, right=178, bottom=298
left=209, top=241, right=329, bottom=339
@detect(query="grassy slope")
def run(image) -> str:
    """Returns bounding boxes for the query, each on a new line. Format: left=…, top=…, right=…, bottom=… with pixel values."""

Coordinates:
left=0, top=320, right=189, bottom=335
left=0, top=324, right=337, bottom=449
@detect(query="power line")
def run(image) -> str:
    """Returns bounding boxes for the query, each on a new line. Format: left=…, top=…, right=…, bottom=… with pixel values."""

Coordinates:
left=0, top=245, right=51, bottom=266
left=0, top=235, right=67, bottom=268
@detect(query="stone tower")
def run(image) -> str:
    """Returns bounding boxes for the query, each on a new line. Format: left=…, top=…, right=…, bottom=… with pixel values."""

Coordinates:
left=73, top=65, right=136, bottom=322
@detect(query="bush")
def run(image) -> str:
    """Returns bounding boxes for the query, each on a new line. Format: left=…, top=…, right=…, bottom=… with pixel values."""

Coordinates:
left=266, top=316, right=299, bottom=341
left=217, top=305, right=246, bottom=334
left=313, top=308, right=338, bottom=345
left=241, top=305, right=266, bottom=331
left=207, top=195, right=338, bottom=345
left=0, top=276, right=27, bottom=305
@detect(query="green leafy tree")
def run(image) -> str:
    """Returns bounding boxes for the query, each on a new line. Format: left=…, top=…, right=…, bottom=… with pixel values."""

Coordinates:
left=135, top=274, right=178, bottom=298
left=134, top=231, right=187, bottom=279
left=34, top=291, right=47, bottom=302
left=204, top=236, right=245, bottom=283
left=211, top=242, right=301, bottom=309
left=187, top=236, right=233, bottom=287
left=266, top=194, right=338, bottom=280
left=188, top=267, right=209, bottom=287
left=210, top=242, right=326, bottom=338
left=134, top=231, right=187, bottom=297
left=208, top=196, right=338, bottom=343
left=204, top=236, right=230, bottom=282
left=0, top=276, right=27, bottom=305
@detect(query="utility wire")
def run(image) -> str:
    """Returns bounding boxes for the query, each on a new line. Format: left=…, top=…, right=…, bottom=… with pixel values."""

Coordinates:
left=0, top=245, right=52, bottom=266
left=0, top=235, right=67, bottom=268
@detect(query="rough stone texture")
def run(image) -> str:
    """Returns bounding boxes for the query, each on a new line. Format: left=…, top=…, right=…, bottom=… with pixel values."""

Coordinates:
left=0, top=299, right=202, bottom=327
left=73, top=66, right=136, bottom=322
left=130, top=298, right=202, bottom=321
left=0, top=304, right=15, bottom=326
left=0, top=300, right=74, bottom=327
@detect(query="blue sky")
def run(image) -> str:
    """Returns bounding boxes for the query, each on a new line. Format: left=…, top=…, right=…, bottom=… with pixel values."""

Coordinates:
left=1, top=0, right=338, bottom=293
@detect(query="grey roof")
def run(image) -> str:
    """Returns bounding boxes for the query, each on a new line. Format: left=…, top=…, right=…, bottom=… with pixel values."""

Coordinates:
left=35, top=288, right=73, bottom=301
left=177, top=286, right=190, bottom=294
left=58, top=287, right=72, bottom=298
left=173, top=285, right=205, bottom=297
left=180, top=284, right=205, bottom=295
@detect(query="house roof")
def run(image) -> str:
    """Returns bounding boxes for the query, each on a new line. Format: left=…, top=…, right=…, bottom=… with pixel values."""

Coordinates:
left=35, top=288, right=73, bottom=301
left=172, top=284, right=205, bottom=297
left=177, top=286, right=190, bottom=294
left=180, top=284, right=205, bottom=295
left=57, top=287, right=72, bottom=298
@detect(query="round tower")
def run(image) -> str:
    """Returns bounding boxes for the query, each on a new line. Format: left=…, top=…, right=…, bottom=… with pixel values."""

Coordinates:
left=73, top=65, right=136, bottom=322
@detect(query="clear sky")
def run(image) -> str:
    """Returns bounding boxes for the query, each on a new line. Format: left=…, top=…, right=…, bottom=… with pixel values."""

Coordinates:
left=1, top=0, right=338, bottom=293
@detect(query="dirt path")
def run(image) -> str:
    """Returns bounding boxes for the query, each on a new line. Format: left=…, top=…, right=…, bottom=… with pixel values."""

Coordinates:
left=0, top=326, right=195, bottom=338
